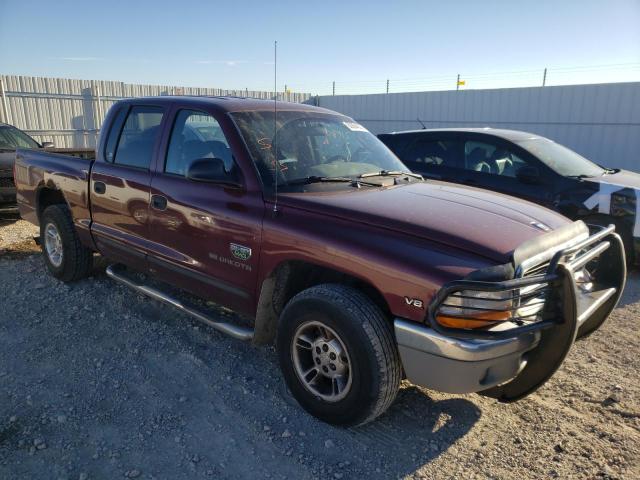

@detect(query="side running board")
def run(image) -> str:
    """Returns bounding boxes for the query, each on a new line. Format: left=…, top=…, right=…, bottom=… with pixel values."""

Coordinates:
left=105, top=264, right=254, bottom=342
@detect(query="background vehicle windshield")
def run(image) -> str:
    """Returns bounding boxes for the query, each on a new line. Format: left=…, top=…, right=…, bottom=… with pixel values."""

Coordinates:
left=0, top=126, right=40, bottom=149
left=231, top=111, right=408, bottom=190
left=517, top=138, right=605, bottom=178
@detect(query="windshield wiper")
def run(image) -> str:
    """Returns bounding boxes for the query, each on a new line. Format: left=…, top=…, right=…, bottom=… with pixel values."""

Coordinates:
left=285, top=176, right=381, bottom=187
left=358, top=170, right=423, bottom=180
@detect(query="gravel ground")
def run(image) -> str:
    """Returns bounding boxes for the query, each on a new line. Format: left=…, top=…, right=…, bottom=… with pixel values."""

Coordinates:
left=0, top=213, right=639, bottom=480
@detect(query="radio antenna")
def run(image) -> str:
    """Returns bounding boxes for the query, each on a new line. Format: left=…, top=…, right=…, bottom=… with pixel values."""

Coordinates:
left=272, top=40, right=279, bottom=214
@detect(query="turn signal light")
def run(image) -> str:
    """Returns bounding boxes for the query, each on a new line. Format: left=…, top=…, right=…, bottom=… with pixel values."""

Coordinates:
left=436, top=310, right=511, bottom=329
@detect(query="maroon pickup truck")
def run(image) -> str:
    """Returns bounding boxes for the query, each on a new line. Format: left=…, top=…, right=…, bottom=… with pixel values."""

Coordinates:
left=15, top=96, right=626, bottom=426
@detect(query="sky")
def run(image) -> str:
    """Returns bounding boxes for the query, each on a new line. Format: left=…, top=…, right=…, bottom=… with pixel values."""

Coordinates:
left=1, top=0, right=639, bottom=94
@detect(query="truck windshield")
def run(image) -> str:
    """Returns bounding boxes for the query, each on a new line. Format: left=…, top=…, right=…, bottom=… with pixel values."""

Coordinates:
left=516, top=138, right=605, bottom=178
left=230, top=111, right=409, bottom=190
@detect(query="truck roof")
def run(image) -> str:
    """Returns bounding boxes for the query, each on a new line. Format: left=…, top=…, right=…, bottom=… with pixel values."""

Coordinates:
left=113, top=95, right=335, bottom=115
left=382, top=128, right=541, bottom=142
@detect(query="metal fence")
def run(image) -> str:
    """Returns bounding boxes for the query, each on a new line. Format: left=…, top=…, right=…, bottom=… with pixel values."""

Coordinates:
left=314, top=82, right=640, bottom=173
left=0, top=75, right=312, bottom=148
left=294, top=62, right=640, bottom=96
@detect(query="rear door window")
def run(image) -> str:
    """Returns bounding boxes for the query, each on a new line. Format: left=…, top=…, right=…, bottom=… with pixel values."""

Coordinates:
left=113, top=106, right=164, bottom=169
left=103, top=108, right=128, bottom=163
left=400, top=137, right=461, bottom=172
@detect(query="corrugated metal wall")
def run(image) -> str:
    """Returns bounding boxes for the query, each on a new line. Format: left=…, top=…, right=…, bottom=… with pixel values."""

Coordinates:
left=0, top=75, right=312, bottom=148
left=315, top=82, right=640, bottom=172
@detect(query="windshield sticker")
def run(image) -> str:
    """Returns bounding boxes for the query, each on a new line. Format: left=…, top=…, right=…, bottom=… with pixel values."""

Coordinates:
left=343, top=121, right=368, bottom=132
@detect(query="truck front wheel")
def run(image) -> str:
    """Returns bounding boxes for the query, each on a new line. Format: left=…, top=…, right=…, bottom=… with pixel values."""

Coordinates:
left=276, top=284, right=401, bottom=426
left=40, top=204, right=93, bottom=282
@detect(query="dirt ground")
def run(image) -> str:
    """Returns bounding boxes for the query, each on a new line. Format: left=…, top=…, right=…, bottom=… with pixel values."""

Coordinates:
left=0, top=213, right=639, bottom=480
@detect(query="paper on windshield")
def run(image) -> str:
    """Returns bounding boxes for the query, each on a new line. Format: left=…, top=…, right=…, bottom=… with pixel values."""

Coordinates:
left=343, top=122, right=368, bottom=132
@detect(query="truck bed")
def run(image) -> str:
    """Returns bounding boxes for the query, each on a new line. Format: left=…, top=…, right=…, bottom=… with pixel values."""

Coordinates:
left=14, top=148, right=94, bottom=227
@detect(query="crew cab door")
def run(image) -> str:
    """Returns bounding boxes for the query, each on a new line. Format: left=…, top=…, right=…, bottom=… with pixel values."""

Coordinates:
left=90, top=104, right=167, bottom=271
left=146, top=107, right=263, bottom=316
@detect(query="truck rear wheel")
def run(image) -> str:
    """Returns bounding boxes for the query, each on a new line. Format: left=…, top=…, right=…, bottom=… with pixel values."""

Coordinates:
left=40, top=204, right=93, bottom=282
left=276, top=284, right=401, bottom=426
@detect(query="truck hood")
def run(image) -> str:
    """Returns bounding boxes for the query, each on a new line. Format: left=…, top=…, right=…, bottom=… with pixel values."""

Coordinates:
left=280, top=181, right=572, bottom=263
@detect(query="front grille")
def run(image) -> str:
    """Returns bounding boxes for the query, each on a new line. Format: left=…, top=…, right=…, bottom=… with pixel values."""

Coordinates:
left=521, top=261, right=549, bottom=278
left=428, top=223, right=618, bottom=339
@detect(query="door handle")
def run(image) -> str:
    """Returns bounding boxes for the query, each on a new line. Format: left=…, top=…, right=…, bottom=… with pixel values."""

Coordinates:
left=151, top=194, right=168, bottom=211
left=93, top=181, right=106, bottom=194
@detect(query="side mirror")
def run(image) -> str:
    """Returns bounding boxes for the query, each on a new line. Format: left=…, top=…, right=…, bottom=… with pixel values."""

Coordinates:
left=516, top=166, right=540, bottom=185
left=41, top=142, right=55, bottom=149
left=186, top=158, right=240, bottom=186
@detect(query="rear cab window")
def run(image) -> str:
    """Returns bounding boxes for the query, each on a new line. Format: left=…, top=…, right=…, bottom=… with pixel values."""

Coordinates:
left=107, top=105, right=165, bottom=169
left=103, top=108, right=128, bottom=163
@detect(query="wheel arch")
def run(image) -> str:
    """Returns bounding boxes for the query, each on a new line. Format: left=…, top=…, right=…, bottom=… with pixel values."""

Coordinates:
left=252, top=260, right=391, bottom=345
left=36, top=184, right=68, bottom=223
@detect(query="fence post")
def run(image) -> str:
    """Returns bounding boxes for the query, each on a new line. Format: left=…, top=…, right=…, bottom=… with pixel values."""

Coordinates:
left=386, top=79, right=389, bottom=94
left=93, top=81, right=104, bottom=148
left=456, top=74, right=460, bottom=91
left=542, top=68, right=547, bottom=87
left=332, top=81, right=335, bottom=96
left=0, top=77, right=11, bottom=124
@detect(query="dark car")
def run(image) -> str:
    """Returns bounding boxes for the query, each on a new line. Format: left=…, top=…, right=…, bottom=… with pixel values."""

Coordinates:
left=0, top=122, right=53, bottom=205
left=379, top=128, right=640, bottom=263
left=14, top=97, right=625, bottom=425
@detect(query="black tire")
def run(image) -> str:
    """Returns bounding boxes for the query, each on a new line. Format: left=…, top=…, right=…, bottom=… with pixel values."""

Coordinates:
left=276, top=284, right=401, bottom=426
left=40, top=204, right=93, bottom=282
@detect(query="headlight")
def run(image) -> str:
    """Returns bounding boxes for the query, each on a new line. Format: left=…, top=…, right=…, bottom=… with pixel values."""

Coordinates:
left=435, top=284, right=547, bottom=330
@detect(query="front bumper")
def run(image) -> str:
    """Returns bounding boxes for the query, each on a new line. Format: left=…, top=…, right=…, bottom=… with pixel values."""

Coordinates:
left=395, top=223, right=626, bottom=398
left=395, top=319, right=539, bottom=393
